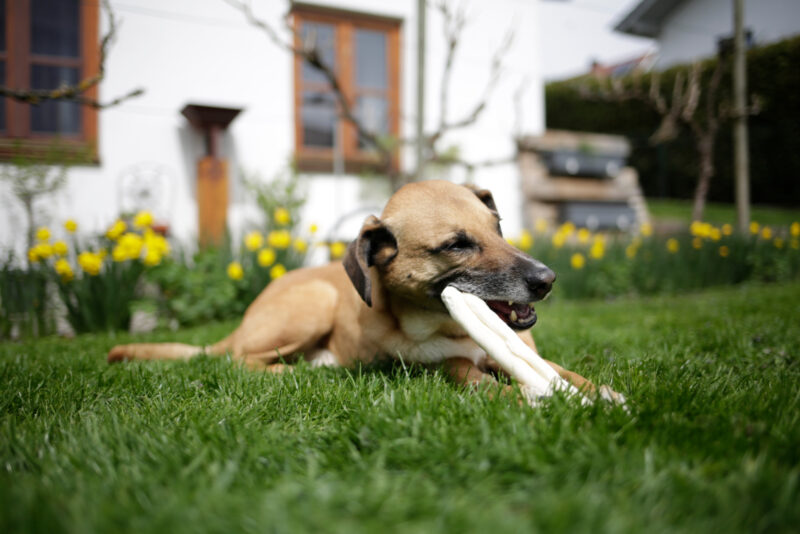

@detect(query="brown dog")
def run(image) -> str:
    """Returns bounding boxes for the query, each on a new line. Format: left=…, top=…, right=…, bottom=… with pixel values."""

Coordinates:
left=109, top=180, right=616, bottom=398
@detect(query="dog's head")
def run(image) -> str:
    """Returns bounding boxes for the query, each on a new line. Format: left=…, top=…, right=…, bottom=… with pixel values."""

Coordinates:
left=343, top=180, right=555, bottom=330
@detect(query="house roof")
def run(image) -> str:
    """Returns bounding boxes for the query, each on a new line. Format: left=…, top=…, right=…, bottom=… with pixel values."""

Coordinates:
left=614, top=0, right=685, bottom=38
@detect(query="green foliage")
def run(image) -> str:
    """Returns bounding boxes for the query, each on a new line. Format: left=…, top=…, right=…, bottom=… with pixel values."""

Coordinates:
left=2, top=283, right=800, bottom=532
left=0, top=258, right=53, bottom=339
left=516, top=221, right=800, bottom=300
left=146, top=169, right=312, bottom=327
left=56, top=254, right=145, bottom=334
left=545, top=35, right=800, bottom=205
left=146, top=247, right=244, bottom=326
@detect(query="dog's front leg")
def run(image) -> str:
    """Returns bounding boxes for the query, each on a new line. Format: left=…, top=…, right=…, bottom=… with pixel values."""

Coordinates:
left=443, top=357, right=517, bottom=400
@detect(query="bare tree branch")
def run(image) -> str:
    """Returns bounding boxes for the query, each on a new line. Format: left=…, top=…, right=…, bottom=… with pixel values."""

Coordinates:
left=227, top=0, right=517, bottom=190
left=0, top=0, right=144, bottom=109
left=433, top=0, right=468, bottom=134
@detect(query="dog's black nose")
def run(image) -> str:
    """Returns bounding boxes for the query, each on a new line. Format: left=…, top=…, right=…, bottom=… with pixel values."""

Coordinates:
left=525, top=267, right=556, bottom=300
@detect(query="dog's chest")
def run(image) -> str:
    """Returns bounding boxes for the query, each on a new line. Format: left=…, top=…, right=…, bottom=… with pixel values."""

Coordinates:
left=380, top=309, right=486, bottom=365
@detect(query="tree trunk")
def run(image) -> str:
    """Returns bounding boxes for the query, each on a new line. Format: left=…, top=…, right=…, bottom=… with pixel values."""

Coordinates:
left=691, top=136, right=715, bottom=222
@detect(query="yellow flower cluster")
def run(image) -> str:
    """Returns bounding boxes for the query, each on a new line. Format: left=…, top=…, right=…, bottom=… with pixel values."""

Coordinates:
left=274, top=208, right=291, bottom=226
left=78, top=251, right=103, bottom=276
left=268, top=229, right=292, bottom=249
left=105, top=213, right=170, bottom=266
left=29, top=212, right=171, bottom=281
left=231, top=212, right=319, bottom=283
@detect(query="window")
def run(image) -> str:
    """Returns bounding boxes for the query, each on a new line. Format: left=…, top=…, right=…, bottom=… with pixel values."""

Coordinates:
left=0, top=0, right=99, bottom=159
left=292, top=4, right=401, bottom=173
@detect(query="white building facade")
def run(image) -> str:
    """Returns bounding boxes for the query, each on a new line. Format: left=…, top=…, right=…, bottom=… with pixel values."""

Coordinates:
left=615, top=0, right=800, bottom=67
left=0, top=0, right=545, bottom=258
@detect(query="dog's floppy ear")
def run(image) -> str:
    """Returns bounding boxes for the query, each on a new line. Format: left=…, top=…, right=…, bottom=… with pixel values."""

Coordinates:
left=463, top=184, right=499, bottom=214
left=343, top=215, right=397, bottom=307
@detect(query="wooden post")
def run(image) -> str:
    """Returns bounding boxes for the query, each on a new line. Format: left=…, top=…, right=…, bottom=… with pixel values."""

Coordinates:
left=180, top=104, right=241, bottom=248
left=196, top=156, right=228, bottom=247
left=733, top=0, right=750, bottom=233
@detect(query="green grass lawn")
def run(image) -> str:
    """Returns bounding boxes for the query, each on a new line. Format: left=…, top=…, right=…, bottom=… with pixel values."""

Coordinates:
left=648, top=199, right=800, bottom=227
left=2, top=283, right=800, bottom=533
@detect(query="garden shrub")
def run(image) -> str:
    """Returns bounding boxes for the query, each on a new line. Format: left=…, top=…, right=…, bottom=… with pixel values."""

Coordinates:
left=545, top=35, right=800, bottom=206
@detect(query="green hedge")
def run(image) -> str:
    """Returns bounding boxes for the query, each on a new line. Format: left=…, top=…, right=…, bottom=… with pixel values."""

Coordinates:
left=545, top=35, right=800, bottom=206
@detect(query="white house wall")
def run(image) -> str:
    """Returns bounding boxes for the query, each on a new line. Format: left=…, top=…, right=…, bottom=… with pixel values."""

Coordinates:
left=656, top=0, right=800, bottom=67
left=0, top=0, right=544, bottom=259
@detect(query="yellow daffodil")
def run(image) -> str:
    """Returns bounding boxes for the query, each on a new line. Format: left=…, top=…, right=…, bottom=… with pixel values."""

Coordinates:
left=64, top=219, right=78, bottom=233
left=227, top=261, right=244, bottom=281
left=589, top=237, right=605, bottom=259
left=760, top=226, right=772, bottom=240
left=692, top=237, right=702, bottom=249
left=719, top=245, right=730, bottom=258
left=112, top=246, right=127, bottom=262
left=144, top=230, right=170, bottom=257
left=274, top=208, right=291, bottom=226
left=33, top=242, right=53, bottom=259
left=293, top=238, right=308, bottom=253
left=518, top=230, right=533, bottom=250
left=639, top=222, right=653, bottom=237
left=258, top=248, right=276, bottom=267
left=625, top=244, right=637, bottom=259
left=267, top=229, right=292, bottom=249
left=244, top=230, right=264, bottom=251
left=133, top=210, right=154, bottom=228
left=117, top=232, right=144, bottom=260
left=560, top=221, right=576, bottom=236
left=577, top=228, right=590, bottom=245
left=53, top=240, right=68, bottom=256
left=143, top=249, right=162, bottom=266
left=270, top=264, right=287, bottom=280
left=551, top=232, right=566, bottom=249
left=78, top=251, right=102, bottom=276
left=329, top=241, right=347, bottom=259
left=36, top=227, right=51, bottom=242
left=791, top=222, right=800, bottom=238
left=570, top=253, right=585, bottom=270
left=534, top=218, right=548, bottom=234
left=54, top=259, right=74, bottom=281
left=666, top=238, right=679, bottom=253
left=749, top=221, right=760, bottom=235
left=106, top=220, right=127, bottom=240
left=709, top=227, right=721, bottom=241
left=28, top=248, right=40, bottom=263
left=309, top=223, right=319, bottom=234
left=722, top=223, right=733, bottom=236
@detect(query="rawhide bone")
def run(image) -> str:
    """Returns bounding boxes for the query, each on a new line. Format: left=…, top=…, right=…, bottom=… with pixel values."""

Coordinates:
left=441, top=285, right=591, bottom=407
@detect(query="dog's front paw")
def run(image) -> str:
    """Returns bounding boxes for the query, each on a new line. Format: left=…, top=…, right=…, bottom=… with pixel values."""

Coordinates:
left=598, top=385, right=627, bottom=406
left=107, top=345, right=130, bottom=363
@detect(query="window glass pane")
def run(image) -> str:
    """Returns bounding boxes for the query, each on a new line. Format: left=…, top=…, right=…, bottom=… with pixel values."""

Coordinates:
left=0, top=0, right=6, bottom=52
left=0, top=62, right=5, bottom=131
left=302, top=91, right=336, bottom=148
left=355, top=29, right=387, bottom=90
left=31, top=65, right=81, bottom=134
left=31, top=0, right=79, bottom=57
left=301, top=22, right=335, bottom=84
left=356, top=95, right=388, bottom=150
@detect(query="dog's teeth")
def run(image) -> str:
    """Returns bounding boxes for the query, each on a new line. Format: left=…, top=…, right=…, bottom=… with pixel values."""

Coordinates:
left=510, top=310, right=518, bottom=322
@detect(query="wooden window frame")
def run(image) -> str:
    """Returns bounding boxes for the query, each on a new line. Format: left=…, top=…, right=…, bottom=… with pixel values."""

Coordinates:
left=0, top=0, right=99, bottom=162
left=291, top=3, right=401, bottom=174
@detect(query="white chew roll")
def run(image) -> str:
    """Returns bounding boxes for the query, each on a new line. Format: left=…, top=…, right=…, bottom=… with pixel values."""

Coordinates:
left=441, top=285, right=589, bottom=405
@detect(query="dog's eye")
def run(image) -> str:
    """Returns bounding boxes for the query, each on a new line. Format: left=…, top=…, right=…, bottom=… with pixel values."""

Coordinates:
left=438, top=234, right=477, bottom=253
